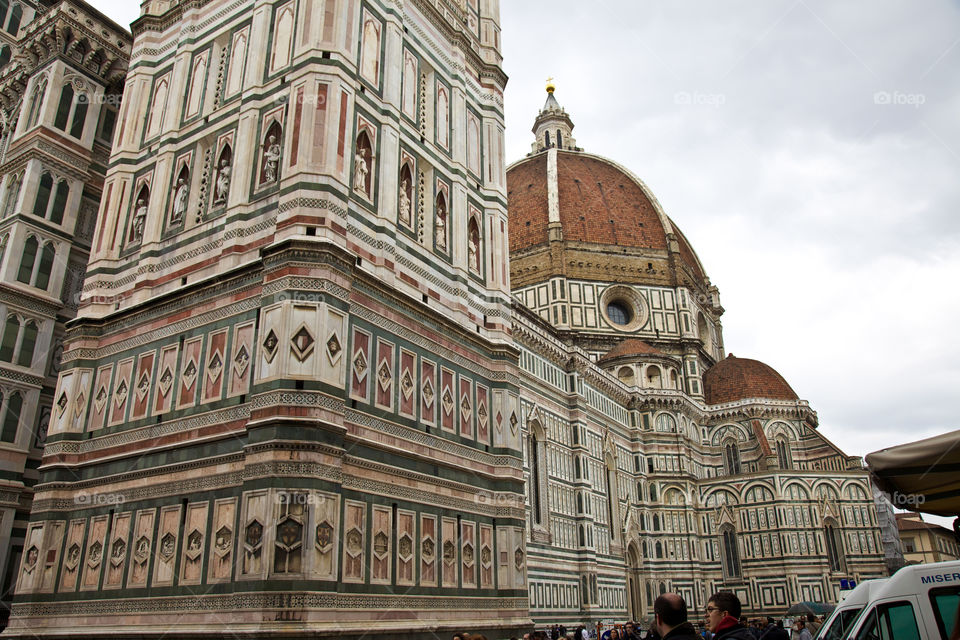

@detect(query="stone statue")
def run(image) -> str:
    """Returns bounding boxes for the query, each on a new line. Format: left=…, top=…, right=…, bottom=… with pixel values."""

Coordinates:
left=132, top=198, right=147, bottom=243
left=435, top=206, right=447, bottom=251
left=263, top=136, right=281, bottom=183
left=469, top=232, right=480, bottom=272
left=171, top=178, right=188, bottom=224
left=398, top=177, right=411, bottom=225
left=354, top=147, right=368, bottom=194
left=214, top=158, right=231, bottom=205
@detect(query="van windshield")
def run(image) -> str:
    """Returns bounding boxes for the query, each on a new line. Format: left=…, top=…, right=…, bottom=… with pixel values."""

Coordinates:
left=929, top=587, right=960, bottom=639
left=817, top=608, right=864, bottom=640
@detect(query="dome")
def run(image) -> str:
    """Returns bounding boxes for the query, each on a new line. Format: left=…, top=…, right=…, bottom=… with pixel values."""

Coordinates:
left=702, top=355, right=798, bottom=405
left=598, top=339, right=664, bottom=363
left=507, top=149, right=708, bottom=289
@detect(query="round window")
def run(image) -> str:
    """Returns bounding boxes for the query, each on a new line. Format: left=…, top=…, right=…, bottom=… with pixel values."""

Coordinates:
left=607, top=301, right=632, bottom=326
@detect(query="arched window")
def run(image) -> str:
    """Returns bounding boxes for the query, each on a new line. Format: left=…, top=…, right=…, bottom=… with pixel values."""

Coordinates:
left=655, top=541, right=662, bottom=558
left=720, top=525, right=741, bottom=578
left=54, top=84, right=74, bottom=131
left=646, top=365, right=662, bottom=388
left=70, top=93, right=89, bottom=138
left=557, top=130, right=563, bottom=148
left=574, top=456, right=581, bottom=479
left=578, top=525, right=585, bottom=547
left=0, top=1, right=8, bottom=29
left=776, top=438, right=792, bottom=470
left=653, top=514, right=660, bottom=531
left=576, top=493, right=583, bottom=513
left=824, top=520, right=844, bottom=572
left=4, top=173, right=21, bottom=217
left=35, top=242, right=55, bottom=290
left=698, top=313, right=714, bottom=354
left=0, top=391, right=22, bottom=443
left=0, top=315, right=19, bottom=361
left=650, top=484, right=658, bottom=502
left=17, top=235, right=37, bottom=284
left=618, top=366, right=635, bottom=385
left=544, top=131, right=551, bottom=148
left=32, top=172, right=52, bottom=218
left=0, top=45, right=10, bottom=69
left=50, top=180, right=69, bottom=224
left=26, top=78, right=46, bottom=129
left=669, top=369, right=679, bottom=389
left=724, top=440, right=742, bottom=475
left=16, top=320, right=36, bottom=367
left=6, top=2, right=21, bottom=36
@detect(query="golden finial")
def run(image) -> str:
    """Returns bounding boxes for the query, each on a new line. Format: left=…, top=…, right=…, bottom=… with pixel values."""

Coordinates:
left=546, top=77, right=556, bottom=94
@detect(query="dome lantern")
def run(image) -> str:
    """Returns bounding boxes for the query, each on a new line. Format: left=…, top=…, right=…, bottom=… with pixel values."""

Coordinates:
left=531, top=81, right=578, bottom=154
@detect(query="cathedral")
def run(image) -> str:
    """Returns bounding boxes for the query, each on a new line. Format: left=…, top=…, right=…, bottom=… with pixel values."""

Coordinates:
left=2, top=0, right=886, bottom=637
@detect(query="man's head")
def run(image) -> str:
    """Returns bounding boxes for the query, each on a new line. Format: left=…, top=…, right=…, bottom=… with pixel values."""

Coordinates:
left=654, top=592, right=688, bottom=636
left=705, top=591, right=741, bottom=632
left=625, top=623, right=635, bottom=637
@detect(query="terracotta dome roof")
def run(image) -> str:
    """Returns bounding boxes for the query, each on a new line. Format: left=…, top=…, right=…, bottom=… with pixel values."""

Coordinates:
left=598, top=339, right=664, bottom=362
left=507, top=150, right=708, bottom=286
left=703, top=354, right=799, bottom=405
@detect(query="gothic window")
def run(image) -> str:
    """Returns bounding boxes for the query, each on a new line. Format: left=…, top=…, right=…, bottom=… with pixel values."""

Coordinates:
left=544, top=131, right=551, bottom=148
left=401, top=51, right=417, bottom=119
left=0, top=315, right=18, bottom=361
left=578, top=525, right=585, bottom=547
left=0, top=2, right=7, bottom=29
left=353, top=130, right=373, bottom=197
left=0, top=315, right=36, bottom=368
left=5, top=2, right=21, bottom=36
left=824, top=520, right=844, bottom=572
left=225, top=30, right=248, bottom=97
left=4, top=172, right=21, bottom=217
left=26, top=78, right=46, bottom=129
left=54, top=84, right=73, bottom=130
left=776, top=438, right=792, bottom=470
left=467, top=113, right=481, bottom=175
left=50, top=179, right=68, bottom=225
left=16, top=320, right=36, bottom=367
left=720, top=525, right=741, bottom=579
left=655, top=541, right=662, bottom=558
left=359, top=13, right=382, bottom=85
left=0, top=45, right=10, bottom=69
left=185, top=53, right=208, bottom=119
left=467, top=216, right=481, bottom=275
left=32, top=173, right=52, bottom=219
left=650, top=484, right=657, bottom=502
left=259, top=122, right=283, bottom=186
left=53, top=84, right=88, bottom=137
left=723, top=439, right=742, bottom=475
left=0, top=391, right=21, bottom=443
left=556, top=130, right=563, bottom=148
left=17, top=236, right=37, bottom=284
left=653, top=514, right=660, bottom=531
left=436, top=86, right=449, bottom=149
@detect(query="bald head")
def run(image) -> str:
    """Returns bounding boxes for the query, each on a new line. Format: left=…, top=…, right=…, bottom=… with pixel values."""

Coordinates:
left=654, top=592, right=688, bottom=631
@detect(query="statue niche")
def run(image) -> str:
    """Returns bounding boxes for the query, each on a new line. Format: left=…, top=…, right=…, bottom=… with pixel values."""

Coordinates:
left=259, top=122, right=283, bottom=186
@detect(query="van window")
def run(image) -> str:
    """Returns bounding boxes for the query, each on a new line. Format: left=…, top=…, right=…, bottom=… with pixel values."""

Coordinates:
left=854, top=601, right=920, bottom=640
left=820, top=608, right=864, bottom=640
left=930, top=587, right=960, bottom=639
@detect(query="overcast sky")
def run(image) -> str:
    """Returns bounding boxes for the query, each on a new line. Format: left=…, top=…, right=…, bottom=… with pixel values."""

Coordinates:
left=89, top=1, right=959, bottom=505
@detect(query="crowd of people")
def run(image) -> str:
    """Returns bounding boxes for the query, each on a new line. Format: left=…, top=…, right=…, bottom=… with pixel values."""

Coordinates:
left=487, top=591, right=826, bottom=640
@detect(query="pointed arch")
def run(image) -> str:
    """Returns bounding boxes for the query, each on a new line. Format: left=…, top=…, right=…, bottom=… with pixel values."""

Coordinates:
left=260, top=120, right=283, bottom=185
left=434, top=190, right=448, bottom=251
left=0, top=1, right=8, bottom=30
left=0, top=391, right=20, bottom=442
left=398, top=162, right=413, bottom=227
left=436, top=86, right=449, bottom=149
left=50, top=179, right=69, bottom=224
left=0, top=45, right=10, bottom=69
left=70, top=92, right=89, bottom=138
left=146, top=76, right=169, bottom=138
left=214, top=143, right=233, bottom=206
left=360, top=15, right=381, bottom=84
left=17, top=235, right=37, bottom=284
left=26, top=77, right=47, bottom=129
left=3, top=172, right=21, bottom=217
left=54, top=83, right=74, bottom=131
left=719, top=524, right=741, bottom=579
left=32, top=172, right=53, bottom=218
left=723, top=438, right=742, bottom=475
left=16, top=319, right=37, bottom=367
left=35, top=242, right=56, bottom=290
left=0, top=314, right=19, bottom=361
left=270, top=3, right=295, bottom=73
left=6, top=2, right=20, bottom=36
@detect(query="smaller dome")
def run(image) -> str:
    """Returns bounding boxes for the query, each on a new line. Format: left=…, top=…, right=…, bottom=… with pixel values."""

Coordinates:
left=703, top=354, right=798, bottom=405
left=598, top=339, right=664, bottom=363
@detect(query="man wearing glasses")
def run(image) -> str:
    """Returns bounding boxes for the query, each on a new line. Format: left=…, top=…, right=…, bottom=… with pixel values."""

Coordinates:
left=703, top=592, right=754, bottom=640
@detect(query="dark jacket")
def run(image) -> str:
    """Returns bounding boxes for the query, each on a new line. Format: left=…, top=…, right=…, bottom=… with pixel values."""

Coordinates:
left=662, top=622, right=700, bottom=640
left=713, top=624, right=756, bottom=640
left=758, top=625, right=789, bottom=640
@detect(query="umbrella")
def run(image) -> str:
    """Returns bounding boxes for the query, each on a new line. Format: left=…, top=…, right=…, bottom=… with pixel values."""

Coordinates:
left=865, top=428, right=960, bottom=518
left=786, top=601, right=835, bottom=616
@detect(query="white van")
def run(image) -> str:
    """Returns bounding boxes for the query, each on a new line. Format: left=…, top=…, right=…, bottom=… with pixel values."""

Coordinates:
left=815, top=578, right=888, bottom=640
left=843, top=560, right=960, bottom=640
